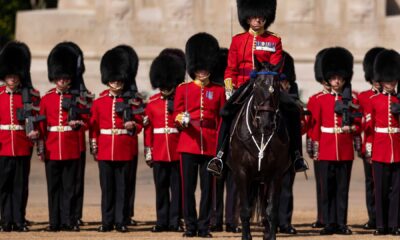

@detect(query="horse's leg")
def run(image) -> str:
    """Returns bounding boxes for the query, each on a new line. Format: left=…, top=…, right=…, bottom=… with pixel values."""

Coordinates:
left=263, top=178, right=282, bottom=240
left=237, top=173, right=252, bottom=240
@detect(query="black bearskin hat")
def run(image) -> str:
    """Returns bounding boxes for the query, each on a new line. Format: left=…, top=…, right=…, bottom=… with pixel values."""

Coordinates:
left=321, top=47, right=353, bottom=83
left=0, top=41, right=32, bottom=87
left=150, top=54, right=185, bottom=90
left=281, top=51, right=296, bottom=84
left=100, top=47, right=132, bottom=86
left=374, top=49, right=400, bottom=83
left=314, top=48, right=328, bottom=83
left=237, top=0, right=277, bottom=30
left=53, top=41, right=86, bottom=90
left=210, top=48, right=228, bottom=85
left=363, top=47, right=385, bottom=83
left=48, top=42, right=82, bottom=83
left=114, top=45, right=139, bottom=89
left=159, top=48, right=186, bottom=69
left=185, top=32, right=220, bottom=80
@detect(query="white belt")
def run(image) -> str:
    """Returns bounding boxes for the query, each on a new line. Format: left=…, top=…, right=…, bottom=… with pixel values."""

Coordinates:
left=375, top=127, right=400, bottom=133
left=100, top=129, right=128, bottom=135
left=321, top=126, right=343, bottom=134
left=0, top=124, right=25, bottom=131
left=47, top=126, right=73, bottom=132
left=153, top=127, right=179, bottom=134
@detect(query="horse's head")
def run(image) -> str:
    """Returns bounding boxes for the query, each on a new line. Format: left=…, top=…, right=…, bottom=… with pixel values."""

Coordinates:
left=250, top=60, right=281, bottom=134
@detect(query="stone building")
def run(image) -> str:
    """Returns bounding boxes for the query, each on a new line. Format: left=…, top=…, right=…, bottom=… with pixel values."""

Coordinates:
left=16, top=0, right=400, bottom=100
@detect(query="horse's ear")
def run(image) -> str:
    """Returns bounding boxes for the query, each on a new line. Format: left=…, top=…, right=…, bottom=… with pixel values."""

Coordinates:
left=254, top=56, right=263, bottom=71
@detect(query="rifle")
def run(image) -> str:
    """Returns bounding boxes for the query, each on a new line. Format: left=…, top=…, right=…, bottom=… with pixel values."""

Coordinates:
left=115, top=84, right=144, bottom=135
left=334, top=83, right=362, bottom=127
left=62, top=83, right=91, bottom=130
left=17, top=87, right=46, bottom=137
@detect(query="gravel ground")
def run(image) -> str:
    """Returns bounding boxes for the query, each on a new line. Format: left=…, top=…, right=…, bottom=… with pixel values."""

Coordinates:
left=1, top=149, right=397, bottom=240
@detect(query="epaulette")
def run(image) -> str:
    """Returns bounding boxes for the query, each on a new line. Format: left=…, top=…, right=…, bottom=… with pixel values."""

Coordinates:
left=266, top=31, right=281, bottom=38
left=43, top=88, right=56, bottom=96
left=369, top=93, right=380, bottom=99
left=0, top=90, right=4, bottom=95
left=99, top=90, right=109, bottom=97
left=148, top=94, right=161, bottom=103
left=316, top=92, right=328, bottom=99
left=96, top=93, right=108, bottom=100
left=178, top=81, right=191, bottom=87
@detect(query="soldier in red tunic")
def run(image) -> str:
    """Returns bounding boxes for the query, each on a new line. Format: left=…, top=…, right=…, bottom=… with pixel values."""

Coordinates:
left=174, top=33, right=225, bottom=238
left=0, top=41, right=40, bottom=232
left=114, top=45, right=143, bottom=227
left=90, top=46, right=142, bottom=233
left=364, top=50, right=400, bottom=236
left=209, top=48, right=241, bottom=234
left=39, top=42, right=89, bottom=232
left=311, top=47, right=360, bottom=235
left=144, top=49, right=185, bottom=232
left=208, top=0, right=307, bottom=175
left=277, top=51, right=307, bottom=235
left=306, top=48, right=330, bottom=229
left=357, top=47, right=385, bottom=230
left=56, top=42, right=94, bottom=227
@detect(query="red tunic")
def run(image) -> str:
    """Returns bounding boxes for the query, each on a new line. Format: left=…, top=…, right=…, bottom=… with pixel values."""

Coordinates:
left=174, top=81, right=225, bottom=156
left=311, top=92, right=360, bottom=161
left=365, top=92, right=400, bottom=164
left=358, top=88, right=379, bottom=156
left=0, top=88, right=40, bottom=156
left=225, top=30, right=283, bottom=89
left=306, top=91, right=326, bottom=139
left=39, top=89, right=86, bottom=160
left=89, top=92, right=143, bottom=161
left=144, top=93, right=180, bottom=162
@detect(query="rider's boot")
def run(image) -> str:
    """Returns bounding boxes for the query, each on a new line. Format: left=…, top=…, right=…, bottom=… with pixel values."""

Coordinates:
left=293, top=150, right=308, bottom=172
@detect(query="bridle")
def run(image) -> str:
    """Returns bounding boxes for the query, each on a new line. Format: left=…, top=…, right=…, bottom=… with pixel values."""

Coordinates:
left=246, top=70, right=280, bottom=171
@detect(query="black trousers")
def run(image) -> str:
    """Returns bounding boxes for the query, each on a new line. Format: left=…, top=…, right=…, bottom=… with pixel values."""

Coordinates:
left=319, top=161, right=353, bottom=227
left=211, top=164, right=239, bottom=227
left=73, top=151, right=86, bottom=221
left=22, top=156, right=31, bottom=222
left=0, top=156, right=30, bottom=226
left=313, top=160, right=323, bottom=224
left=127, top=155, right=138, bottom=221
left=278, top=168, right=296, bottom=228
left=372, top=162, right=400, bottom=229
left=181, top=153, right=212, bottom=232
left=153, top=161, right=181, bottom=228
left=45, top=160, right=78, bottom=227
left=98, top=160, right=130, bottom=226
left=363, top=158, right=376, bottom=224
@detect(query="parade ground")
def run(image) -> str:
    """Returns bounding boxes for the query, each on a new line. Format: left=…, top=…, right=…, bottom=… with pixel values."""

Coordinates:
left=0, top=151, right=395, bottom=240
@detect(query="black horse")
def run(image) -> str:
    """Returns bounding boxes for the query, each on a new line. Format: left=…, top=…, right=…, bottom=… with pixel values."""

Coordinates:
left=228, top=61, right=291, bottom=240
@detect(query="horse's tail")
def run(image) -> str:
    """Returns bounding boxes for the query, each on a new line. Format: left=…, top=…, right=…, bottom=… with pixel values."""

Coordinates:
left=251, top=182, right=265, bottom=224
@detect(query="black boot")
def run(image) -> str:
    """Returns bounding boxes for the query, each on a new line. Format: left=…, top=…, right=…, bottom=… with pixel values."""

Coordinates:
left=293, top=151, right=308, bottom=172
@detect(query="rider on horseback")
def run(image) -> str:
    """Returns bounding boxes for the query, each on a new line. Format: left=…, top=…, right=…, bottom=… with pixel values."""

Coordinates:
left=207, top=0, right=308, bottom=176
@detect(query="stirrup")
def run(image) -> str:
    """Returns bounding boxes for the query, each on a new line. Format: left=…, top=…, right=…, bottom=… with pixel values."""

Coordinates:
left=207, top=151, right=224, bottom=176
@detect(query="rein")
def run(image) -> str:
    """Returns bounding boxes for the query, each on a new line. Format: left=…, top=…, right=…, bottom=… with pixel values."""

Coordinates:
left=247, top=70, right=280, bottom=171
left=246, top=95, right=277, bottom=172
